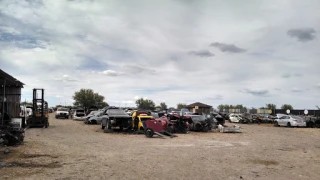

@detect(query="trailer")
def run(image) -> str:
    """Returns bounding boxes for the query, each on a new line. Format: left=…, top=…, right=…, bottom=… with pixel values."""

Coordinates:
left=27, top=89, right=49, bottom=128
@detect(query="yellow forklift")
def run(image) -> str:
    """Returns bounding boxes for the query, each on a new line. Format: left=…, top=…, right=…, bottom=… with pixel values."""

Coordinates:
left=27, top=89, right=49, bottom=128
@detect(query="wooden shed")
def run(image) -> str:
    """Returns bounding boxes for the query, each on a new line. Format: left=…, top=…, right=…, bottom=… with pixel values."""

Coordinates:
left=0, top=69, right=24, bottom=125
left=186, top=102, right=212, bottom=115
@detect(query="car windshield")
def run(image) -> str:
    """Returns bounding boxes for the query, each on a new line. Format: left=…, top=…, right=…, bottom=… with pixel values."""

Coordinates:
left=59, top=108, right=68, bottom=111
left=181, top=108, right=190, bottom=113
left=76, top=110, right=85, bottom=113
left=151, top=113, right=159, bottom=118
left=293, top=116, right=303, bottom=120
left=108, top=109, right=127, bottom=115
left=89, top=111, right=97, bottom=115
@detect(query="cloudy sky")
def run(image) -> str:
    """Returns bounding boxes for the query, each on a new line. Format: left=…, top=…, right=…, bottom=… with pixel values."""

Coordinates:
left=0, top=0, right=319, bottom=109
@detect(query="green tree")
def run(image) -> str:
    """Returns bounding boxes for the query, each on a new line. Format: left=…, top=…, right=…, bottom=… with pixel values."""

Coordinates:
left=73, top=89, right=108, bottom=110
left=281, top=104, right=293, bottom=110
left=160, top=102, right=167, bottom=110
left=168, top=107, right=175, bottom=110
left=266, top=103, right=277, bottom=109
left=177, top=103, right=187, bottom=109
left=135, top=98, right=155, bottom=110
left=21, top=101, right=32, bottom=106
left=218, top=104, right=247, bottom=111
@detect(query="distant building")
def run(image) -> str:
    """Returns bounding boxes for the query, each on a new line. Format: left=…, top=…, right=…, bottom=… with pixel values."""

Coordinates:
left=185, top=102, right=212, bottom=115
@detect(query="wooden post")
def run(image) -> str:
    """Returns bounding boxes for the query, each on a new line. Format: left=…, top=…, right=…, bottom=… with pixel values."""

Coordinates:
left=1, top=78, right=6, bottom=126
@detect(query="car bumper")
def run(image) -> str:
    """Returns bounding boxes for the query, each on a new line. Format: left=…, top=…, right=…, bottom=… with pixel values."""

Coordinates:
left=292, top=122, right=306, bottom=127
left=73, top=117, right=86, bottom=121
left=56, top=114, right=69, bottom=118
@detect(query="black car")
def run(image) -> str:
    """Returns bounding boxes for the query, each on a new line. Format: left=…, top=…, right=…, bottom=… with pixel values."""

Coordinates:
left=101, top=108, right=132, bottom=133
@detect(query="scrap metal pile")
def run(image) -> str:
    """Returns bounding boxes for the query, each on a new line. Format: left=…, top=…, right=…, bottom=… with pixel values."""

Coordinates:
left=0, top=124, right=25, bottom=146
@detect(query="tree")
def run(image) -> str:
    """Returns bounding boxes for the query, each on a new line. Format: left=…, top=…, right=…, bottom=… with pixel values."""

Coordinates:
left=177, top=103, right=187, bottom=109
left=316, top=105, right=319, bottom=110
left=266, top=103, right=276, bottom=109
left=168, top=107, right=175, bottom=110
left=21, top=101, right=32, bottom=106
left=73, top=89, right=108, bottom=110
left=281, top=104, right=293, bottom=110
left=135, top=98, right=155, bottom=110
left=160, top=102, right=167, bottom=110
left=217, top=104, right=247, bottom=111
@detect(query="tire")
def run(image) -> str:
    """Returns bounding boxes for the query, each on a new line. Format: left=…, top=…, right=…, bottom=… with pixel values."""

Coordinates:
left=287, top=122, right=291, bottom=127
left=202, top=126, right=209, bottom=132
left=145, top=128, right=154, bottom=138
left=274, top=121, right=279, bottom=127
left=104, top=119, right=112, bottom=133
left=166, top=126, right=173, bottom=133
left=101, top=121, right=105, bottom=129
left=45, top=122, right=49, bottom=128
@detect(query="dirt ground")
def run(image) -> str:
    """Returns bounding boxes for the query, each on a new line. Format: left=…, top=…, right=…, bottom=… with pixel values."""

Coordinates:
left=1, top=114, right=320, bottom=180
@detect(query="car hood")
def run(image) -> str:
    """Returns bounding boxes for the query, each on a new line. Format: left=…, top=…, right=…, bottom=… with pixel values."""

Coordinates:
left=109, top=115, right=131, bottom=118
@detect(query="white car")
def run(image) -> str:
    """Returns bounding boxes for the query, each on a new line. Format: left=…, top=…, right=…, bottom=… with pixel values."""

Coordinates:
left=73, top=109, right=86, bottom=121
left=274, top=115, right=306, bottom=127
left=229, top=113, right=242, bottom=123
left=55, top=107, right=69, bottom=119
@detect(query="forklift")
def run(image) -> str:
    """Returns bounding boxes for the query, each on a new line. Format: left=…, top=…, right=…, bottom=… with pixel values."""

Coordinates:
left=27, top=88, right=49, bottom=128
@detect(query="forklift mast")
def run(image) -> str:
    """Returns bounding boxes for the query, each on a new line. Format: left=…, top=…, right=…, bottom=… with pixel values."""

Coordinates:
left=28, top=89, right=49, bottom=128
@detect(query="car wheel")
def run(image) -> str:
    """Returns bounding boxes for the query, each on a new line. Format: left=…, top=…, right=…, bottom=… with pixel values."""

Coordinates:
left=101, top=121, right=105, bottom=129
left=287, top=122, right=291, bottom=127
left=202, top=126, right=209, bottom=132
left=274, top=121, right=279, bottom=127
left=104, top=120, right=112, bottom=133
left=145, top=128, right=154, bottom=138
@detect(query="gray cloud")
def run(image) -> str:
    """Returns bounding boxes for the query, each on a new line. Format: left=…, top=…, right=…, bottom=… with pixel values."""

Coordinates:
left=189, top=50, right=214, bottom=57
left=294, top=73, right=303, bottom=77
left=210, top=42, right=246, bottom=53
left=207, top=95, right=223, bottom=100
left=122, top=65, right=156, bottom=74
left=282, top=73, right=303, bottom=78
left=100, top=70, right=124, bottom=76
left=292, top=87, right=303, bottom=93
left=287, top=28, right=316, bottom=42
left=282, top=74, right=291, bottom=78
left=241, top=89, right=269, bottom=96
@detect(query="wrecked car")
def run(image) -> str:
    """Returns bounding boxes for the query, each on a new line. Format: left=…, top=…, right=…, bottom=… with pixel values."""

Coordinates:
left=185, top=114, right=210, bottom=132
left=101, top=108, right=132, bottom=133
left=73, top=109, right=86, bottom=121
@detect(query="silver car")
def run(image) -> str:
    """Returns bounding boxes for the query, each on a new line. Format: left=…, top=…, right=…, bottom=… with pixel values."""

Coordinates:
left=274, top=115, right=306, bottom=127
left=87, top=111, right=104, bottom=124
left=73, top=109, right=87, bottom=121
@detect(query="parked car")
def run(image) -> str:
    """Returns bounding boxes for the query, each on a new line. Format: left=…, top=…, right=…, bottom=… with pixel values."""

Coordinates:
left=101, top=108, right=132, bottom=133
left=186, top=114, right=210, bottom=132
left=229, top=113, right=242, bottom=123
left=303, top=116, right=320, bottom=128
left=55, top=107, right=69, bottom=119
left=73, top=109, right=86, bottom=121
left=86, top=111, right=104, bottom=124
left=131, top=110, right=154, bottom=131
left=274, top=115, right=306, bottom=127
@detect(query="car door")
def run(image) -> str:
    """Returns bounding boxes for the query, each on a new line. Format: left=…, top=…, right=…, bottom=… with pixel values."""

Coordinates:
left=281, top=116, right=290, bottom=125
left=278, top=116, right=286, bottom=126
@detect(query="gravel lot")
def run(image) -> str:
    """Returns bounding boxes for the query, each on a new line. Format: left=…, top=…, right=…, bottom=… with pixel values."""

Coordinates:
left=1, top=113, right=320, bottom=180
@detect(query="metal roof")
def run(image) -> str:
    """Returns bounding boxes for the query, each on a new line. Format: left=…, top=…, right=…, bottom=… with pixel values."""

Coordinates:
left=0, top=69, right=24, bottom=88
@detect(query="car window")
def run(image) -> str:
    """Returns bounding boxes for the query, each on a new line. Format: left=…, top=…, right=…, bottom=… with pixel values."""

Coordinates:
left=108, top=109, right=127, bottom=115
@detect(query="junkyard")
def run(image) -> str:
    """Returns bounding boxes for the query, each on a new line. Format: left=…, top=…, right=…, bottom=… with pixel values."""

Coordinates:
left=1, top=0, right=320, bottom=179
left=1, top=113, right=320, bottom=180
